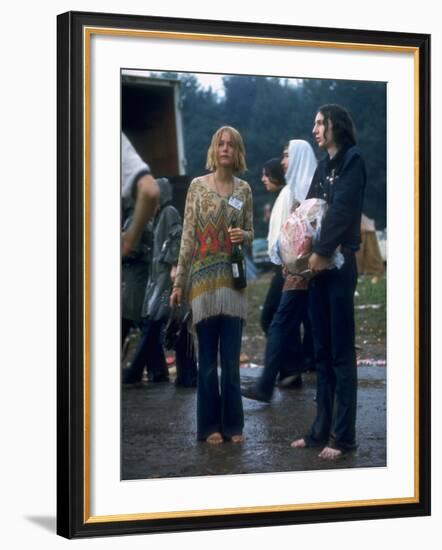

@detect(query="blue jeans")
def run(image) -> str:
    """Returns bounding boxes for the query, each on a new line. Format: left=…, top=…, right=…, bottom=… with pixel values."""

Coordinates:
left=306, top=253, right=358, bottom=451
left=195, top=316, right=244, bottom=440
left=256, top=290, right=309, bottom=400
left=261, top=267, right=314, bottom=378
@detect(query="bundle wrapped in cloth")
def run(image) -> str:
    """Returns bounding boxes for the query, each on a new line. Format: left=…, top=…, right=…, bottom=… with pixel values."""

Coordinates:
left=270, top=198, right=344, bottom=283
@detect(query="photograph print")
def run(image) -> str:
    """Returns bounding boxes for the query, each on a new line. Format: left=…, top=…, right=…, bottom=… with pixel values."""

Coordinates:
left=120, top=68, right=387, bottom=481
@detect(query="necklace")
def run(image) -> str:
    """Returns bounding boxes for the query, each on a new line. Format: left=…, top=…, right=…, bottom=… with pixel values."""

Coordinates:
left=213, top=173, right=234, bottom=197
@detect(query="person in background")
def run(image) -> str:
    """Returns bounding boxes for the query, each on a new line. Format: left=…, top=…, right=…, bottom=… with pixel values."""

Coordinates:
left=123, top=178, right=197, bottom=386
left=291, top=104, right=366, bottom=460
left=259, top=158, right=303, bottom=387
left=281, top=141, right=317, bottom=371
left=121, top=133, right=159, bottom=346
left=170, top=126, right=253, bottom=445
left=242, top=140, right=317, bottom=402
left=121, top=134, right=159, bottom=257
left=260, top=158, right=289, bottom=333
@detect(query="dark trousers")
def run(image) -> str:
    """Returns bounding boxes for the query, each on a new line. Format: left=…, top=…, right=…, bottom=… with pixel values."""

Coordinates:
left=257, top=290, right=309, bottom=400
left=301, top=309, right=314, bottom=364
left=174, top=326, right=198, bottom=387
left=195, top=316, right=244, bottom=440
left=260, top=266, right=285, bottom=334
left=122, top=318, right=168, bottom=384
left=306, top=253, right=358, bottom=451
left=261, top=266, right=314, bottom=377
left=122, top=318, right=134, bottom=348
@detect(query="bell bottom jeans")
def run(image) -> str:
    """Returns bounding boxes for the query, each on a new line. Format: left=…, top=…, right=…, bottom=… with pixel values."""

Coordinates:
left=195, top=315, right=244, bottom=440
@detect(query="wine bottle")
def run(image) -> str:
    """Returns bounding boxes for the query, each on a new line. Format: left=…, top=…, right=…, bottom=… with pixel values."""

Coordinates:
left=230, top=224, right=247, bottom=290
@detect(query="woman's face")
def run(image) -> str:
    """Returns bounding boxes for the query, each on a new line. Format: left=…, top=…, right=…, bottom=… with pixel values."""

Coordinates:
left=261, top=169, right=281, bottom=193
left=281, top=147, right=289, bottom=174
left=216, top=131, right=235, bottom=169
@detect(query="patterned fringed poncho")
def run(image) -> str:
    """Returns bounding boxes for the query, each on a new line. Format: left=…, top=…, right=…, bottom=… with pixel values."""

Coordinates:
left=174, top=177, right=254, bottom=325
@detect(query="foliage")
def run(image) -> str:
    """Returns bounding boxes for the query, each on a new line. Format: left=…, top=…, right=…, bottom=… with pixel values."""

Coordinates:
left=170, top=72, right=387, bottom=236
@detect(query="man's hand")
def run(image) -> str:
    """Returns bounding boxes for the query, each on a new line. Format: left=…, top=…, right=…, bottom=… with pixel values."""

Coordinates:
left=308, top=253, right=330, bottom=273
left=121, top=231, right=135, bottom=257
left=122, top=174, right=159, bottom=257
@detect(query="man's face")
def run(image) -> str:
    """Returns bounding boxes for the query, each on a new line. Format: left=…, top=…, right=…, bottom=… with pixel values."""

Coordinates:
left=281, top=147, right=289, bottom=174
left=312, top=112, right=335, bottom=150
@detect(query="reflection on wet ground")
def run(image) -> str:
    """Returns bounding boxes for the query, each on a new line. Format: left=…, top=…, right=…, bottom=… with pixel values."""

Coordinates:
left=122, top=366, right=386, bottom=480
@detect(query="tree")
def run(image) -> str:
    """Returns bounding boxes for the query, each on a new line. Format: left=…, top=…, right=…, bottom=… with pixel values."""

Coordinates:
left=174, top=72, right=387, bottom=235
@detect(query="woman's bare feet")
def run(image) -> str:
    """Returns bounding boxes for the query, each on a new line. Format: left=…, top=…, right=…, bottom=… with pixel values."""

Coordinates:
left=318, top=446, right=342, bottom=460
left=231, top=434, right=244, bottom=444
left=290, top=438, right=307, bottom=448
left=206, top=432, right=223, bottom=445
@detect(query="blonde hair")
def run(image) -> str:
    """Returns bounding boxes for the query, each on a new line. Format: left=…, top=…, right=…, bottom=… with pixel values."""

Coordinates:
left=206, top=126, right=247, bottom=173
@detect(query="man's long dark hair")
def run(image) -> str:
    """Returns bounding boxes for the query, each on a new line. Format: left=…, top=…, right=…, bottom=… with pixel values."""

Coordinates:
left=319, top=104, right=357, bottom=149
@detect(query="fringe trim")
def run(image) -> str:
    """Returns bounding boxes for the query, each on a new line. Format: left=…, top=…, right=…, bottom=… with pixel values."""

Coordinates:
left=190, top=287, right=247, bottom=326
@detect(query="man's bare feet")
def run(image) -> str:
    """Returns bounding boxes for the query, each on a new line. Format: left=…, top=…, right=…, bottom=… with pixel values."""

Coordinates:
left=231, top=435, right=244, bottom=444
left=318, top=446, right=342, bottom=460
left=290, top=438, right=307, bottom=449
left=206, top=432, right=223, bottom=445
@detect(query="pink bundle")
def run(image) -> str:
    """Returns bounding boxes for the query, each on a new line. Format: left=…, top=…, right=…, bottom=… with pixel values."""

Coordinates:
left=273, top=198, right=343, bottom=277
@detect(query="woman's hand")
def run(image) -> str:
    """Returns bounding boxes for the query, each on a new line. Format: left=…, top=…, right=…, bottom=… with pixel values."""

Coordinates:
left=228, top=227, right=245, bottom=244
left=170, top=287, right=182, bottom=308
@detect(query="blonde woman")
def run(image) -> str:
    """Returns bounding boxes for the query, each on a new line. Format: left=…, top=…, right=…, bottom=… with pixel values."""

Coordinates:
left=170, top=126, right=254, bottom=445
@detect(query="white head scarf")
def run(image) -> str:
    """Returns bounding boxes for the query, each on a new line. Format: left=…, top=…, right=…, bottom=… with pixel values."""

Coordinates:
left=285, top=139, right=318, bottom=203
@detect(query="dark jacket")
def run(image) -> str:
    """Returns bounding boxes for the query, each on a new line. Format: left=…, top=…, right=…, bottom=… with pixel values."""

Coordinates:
left=307, top=145, right=366, bottom=257
left=141, top=180, right=182, bottom=321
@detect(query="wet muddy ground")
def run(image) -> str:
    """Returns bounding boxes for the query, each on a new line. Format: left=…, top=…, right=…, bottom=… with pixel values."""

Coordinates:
left=122, top=272, right=386, bottom=480
left=121, top=364, right=386, bottom=480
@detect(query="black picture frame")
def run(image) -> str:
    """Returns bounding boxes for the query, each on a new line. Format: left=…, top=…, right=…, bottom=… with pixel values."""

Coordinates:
left=57, top=10, right=431, bottom=539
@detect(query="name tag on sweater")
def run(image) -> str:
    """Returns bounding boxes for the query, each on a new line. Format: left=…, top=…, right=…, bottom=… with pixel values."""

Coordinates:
left=228, top=196, right=243, bottom=211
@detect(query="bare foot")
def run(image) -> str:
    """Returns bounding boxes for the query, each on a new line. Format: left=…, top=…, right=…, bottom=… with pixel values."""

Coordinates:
left=318, top=446, right=342, bottom=460
left=231, top=435, right=244, bottom=444
left=206, top=432, right=223, bottom=445
left=290, top=438, right=307, bottom=449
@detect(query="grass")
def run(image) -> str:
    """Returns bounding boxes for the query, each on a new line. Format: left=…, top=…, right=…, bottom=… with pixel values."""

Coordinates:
left=242, top=270, right=386, bottom=365
left=354, top=274, right=386, bottom=361
left=123, top=270, right=387, bottom=370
